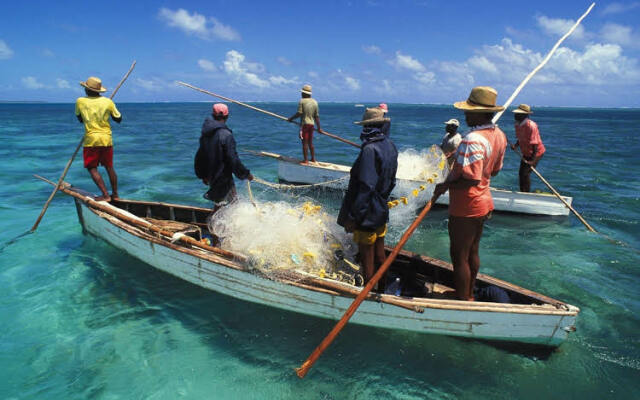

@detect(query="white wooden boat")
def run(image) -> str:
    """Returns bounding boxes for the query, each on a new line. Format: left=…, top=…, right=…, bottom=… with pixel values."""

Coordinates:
left=255, top=151, right=573, bottom=216
left=46, top=179, right=579, bottom=347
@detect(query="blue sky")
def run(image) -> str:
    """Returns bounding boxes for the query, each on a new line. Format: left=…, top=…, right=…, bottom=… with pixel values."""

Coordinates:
left=1, top=1, right=639, bottom=106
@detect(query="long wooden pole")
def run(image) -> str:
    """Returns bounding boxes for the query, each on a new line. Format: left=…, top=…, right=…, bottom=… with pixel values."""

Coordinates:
left=30, top=61, right=137, bottom=232
left=295, top=3, right=596, bottom=378
left=295, top=195, right=439, bottom=378
left=489, top=3, right=597, bottom=232
left=176, top=81, right=362, bottom=148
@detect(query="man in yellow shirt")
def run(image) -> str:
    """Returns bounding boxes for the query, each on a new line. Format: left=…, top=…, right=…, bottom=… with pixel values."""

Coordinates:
left=287, top=84, right=321, bottom=164
left=75, top=76, right=122, bottom=201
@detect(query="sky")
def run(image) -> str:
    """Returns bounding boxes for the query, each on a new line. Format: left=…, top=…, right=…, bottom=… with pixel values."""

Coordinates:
left=1, top=0, right=639, bottom=107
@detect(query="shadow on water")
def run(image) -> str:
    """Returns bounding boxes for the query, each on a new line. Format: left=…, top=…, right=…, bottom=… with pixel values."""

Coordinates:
left=70, top=234, right=561, bottom=374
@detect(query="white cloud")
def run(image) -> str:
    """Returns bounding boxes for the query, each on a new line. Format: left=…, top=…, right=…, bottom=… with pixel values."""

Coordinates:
left=135, top=78, right=164, bottom=91
left=198, top=58, right=217, bottom=71
left=390, top=51, right=426, bottom=72
left=223, top=50, right=269, bottom=88
left=0, top=39, right=14, bottom=60
left=536, top=15, right=585, bottom=39
left=56, top=79, right=70, bottom=88
left=600, top=23, right=639, bottom=48
left=22, top=76, right=45, bottom=89
left=158, top=8, right=240, bottom=41
left=277, top=56, right=291, bottom=66
left=269, top=75, right=298, bottom=85
left=467, top=56, right=498, bottom=74
left=363, top=45, right=381, bottom=55
left=602, top=2, right=640, bottom=15
left=414, top=71, right=435, bottom=85
left=345, top=76, right=360, bottom=90
left=308, top=71, right=319, bottom=78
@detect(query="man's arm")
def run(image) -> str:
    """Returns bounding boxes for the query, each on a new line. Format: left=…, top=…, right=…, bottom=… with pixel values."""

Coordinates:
left=224, top=133, right=253, bottom=181
left=112, top=115, right=122, bottom=123
left=314, top=116, right=321, bottom=132
left=287, top=112, right=301, bottom=122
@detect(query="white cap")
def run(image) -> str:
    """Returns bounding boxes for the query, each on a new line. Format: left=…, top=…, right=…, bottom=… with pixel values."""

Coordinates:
left=444, top=118, right=459, bottom=127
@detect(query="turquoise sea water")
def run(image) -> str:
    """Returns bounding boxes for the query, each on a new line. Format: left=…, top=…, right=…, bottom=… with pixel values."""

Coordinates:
left=1, top=102, right=639, bottom=399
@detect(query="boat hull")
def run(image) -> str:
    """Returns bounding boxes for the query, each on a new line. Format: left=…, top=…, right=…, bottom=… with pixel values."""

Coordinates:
left=277, top=159, right=573, bottom=216
left=75, top=198, right=577, bottom=346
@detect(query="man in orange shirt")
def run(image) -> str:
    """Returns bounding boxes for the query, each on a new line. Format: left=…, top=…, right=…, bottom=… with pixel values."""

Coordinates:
left=434, top=86, right=507, bottom=301
left=512, top=104, right=545, bottom=192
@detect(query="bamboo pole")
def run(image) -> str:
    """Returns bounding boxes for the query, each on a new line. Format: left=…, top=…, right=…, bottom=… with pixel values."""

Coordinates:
left=489, top=3, right=597, bottom=232
left=295, top=3, right=596, bottom=378
left=176, top=81, right=362, bottom=148
left=30, top=61, right=137, bottom=232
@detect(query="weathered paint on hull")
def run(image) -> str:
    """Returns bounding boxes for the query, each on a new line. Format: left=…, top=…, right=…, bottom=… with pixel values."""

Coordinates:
left=277, top=160, right=573, bottom=216
left=77, top=200, right=577, bottom=346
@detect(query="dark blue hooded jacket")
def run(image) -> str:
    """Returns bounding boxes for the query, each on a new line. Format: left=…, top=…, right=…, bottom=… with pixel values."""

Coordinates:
left=194, top=117, right=250, bottom=202
left=337, top=127, right=398, bottom=231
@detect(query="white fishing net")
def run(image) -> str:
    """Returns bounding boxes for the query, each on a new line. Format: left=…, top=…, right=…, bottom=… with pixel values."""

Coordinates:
left=208, top=200, right=362, bottom=285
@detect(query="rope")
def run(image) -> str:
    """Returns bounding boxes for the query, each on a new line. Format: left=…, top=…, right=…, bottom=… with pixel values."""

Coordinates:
left=252, top=175, right=349, bottom=190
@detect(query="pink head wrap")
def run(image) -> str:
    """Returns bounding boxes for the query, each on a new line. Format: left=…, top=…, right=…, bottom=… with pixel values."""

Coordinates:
left=212, top=103, right=229, bottom=117
left=378, top=103, right=388, bottom=111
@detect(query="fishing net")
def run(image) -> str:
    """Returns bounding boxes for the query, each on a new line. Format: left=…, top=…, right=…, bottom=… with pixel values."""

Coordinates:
left=208, top=199, right=362, bottom=285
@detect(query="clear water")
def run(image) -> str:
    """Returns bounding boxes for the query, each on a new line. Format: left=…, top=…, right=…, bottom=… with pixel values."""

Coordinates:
left=1, top=103, right=638, bottom=399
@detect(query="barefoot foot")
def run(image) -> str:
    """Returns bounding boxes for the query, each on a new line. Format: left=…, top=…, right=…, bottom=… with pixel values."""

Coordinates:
left=95, top=195, right=111, bottom=202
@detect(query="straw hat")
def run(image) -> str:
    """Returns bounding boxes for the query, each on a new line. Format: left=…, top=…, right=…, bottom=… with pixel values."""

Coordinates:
left=354, top=107, right=390, bottom=126
left=444, top=118, right=459, bottom=127
left=513, top=104, right=533, bottom=114
left=454, top=86, right=504, bottom=112
left=301, top=84, right=312, bottom=95
left=79, top=76, right=107, bottom=93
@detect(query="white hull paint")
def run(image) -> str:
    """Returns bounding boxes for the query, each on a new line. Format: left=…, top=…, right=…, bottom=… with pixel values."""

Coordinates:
left=277, top=159, right=573, bottom=216
left=76, top=199, right=578, bottom=346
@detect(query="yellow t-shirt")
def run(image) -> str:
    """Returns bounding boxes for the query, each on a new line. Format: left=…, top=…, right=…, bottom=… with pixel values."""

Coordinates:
left=75, top=96, right=121, bottom=147
left=296, top=98, right=319, bottom=125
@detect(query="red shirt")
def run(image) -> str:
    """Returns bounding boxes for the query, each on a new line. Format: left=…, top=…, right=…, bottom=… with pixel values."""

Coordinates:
left=515, top=118, right=545, bottom=158
left=448, top=124, right=507, bottom=217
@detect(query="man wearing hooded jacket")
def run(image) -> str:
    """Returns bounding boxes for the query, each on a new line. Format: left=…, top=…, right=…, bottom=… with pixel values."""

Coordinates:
left=195, top=103, right=253, bottom=206
left=338, top=107, right=398, bottom=288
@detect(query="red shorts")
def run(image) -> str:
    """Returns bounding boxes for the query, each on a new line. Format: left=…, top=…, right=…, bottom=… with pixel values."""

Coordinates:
left=301, top=124, right=314, bottom=143
left=83, top=146, right=113, bottom=169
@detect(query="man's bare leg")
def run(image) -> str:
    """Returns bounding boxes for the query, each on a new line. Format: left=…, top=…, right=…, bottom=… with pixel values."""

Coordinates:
left=358, top=242, right=375, bottom=285
left=373, top=237, right=386, bottom=292
left=468, top=224, right=484, bottom=300
left=448, top=216, right=475, bottom=301
left=88, top=168, right=111, bottom=201
left=301, top=140, right=309, bottom=164
left=309, top=142, right=316, bottom=163
left=105, top=166, right=118, bottom=199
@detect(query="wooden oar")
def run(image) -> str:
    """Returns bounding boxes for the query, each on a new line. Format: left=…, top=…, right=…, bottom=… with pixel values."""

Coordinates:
left=295, top=3, right=596, bottom=378
left=295, top=194, right=440, bottom=378
left=30, top=61, right=137, bottom=232
left=176, top=81, right=361, bottom=149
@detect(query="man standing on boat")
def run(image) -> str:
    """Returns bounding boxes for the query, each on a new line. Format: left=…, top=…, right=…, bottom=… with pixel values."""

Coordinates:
left=338, top=107, right=397, bottom=289
left=434, top=86, right=507, bottom=301
left=440, top=118, right=462, bottom=166
left=75, top=76, right=122, bottom=202
left=512, top=104, right=545, bottom=192
left=195, top=103, right=253, bottom=207
left=287, top=84, right=321, bottom=165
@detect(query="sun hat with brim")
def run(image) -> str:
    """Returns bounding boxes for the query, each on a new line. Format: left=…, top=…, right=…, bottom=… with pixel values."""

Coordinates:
left=513, top=104, right=533, bottom=114
left=444, top=118, right=459, bottom=127
left=79, top=76, right=107, bottom=93
left=454, top=86, right=505, bottom=112
left=301, top=84, right=312, bottom=95
left=354, top=107, right=391, bottom=126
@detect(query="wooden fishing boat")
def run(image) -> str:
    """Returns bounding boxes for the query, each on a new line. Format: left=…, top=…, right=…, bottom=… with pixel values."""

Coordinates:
left=253, top=151, right=573, bottom=216
left=46, top=179, right=579, bottom=347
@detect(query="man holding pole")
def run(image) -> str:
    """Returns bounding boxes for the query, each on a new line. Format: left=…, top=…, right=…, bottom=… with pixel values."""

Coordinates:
left=434, top=86, right=507, bottom=301
left=287, top=84, right=321, bottom=165
left=512, top=104, right=545, bottom=192
left=75, top=76, right=122, bottom=202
